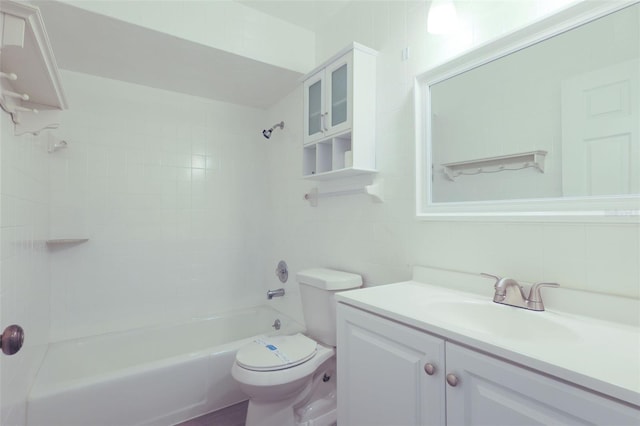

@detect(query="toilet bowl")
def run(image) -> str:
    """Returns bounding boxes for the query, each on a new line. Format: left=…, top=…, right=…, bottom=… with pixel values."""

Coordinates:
left=231, top=268, right=362, bottom=426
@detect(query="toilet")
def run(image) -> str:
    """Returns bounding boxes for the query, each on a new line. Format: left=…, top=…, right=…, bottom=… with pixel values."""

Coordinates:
left=231, top=268, right=362, bottom=426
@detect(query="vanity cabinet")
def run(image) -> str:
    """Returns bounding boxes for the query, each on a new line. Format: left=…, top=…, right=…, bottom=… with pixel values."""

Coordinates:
left=302, top=43, right=377, bottom=180
left=337, top=303, right=640, bottom=426
left=337, top=303, right=445, bottom=425
left=445, top=343, right=639, bottom=426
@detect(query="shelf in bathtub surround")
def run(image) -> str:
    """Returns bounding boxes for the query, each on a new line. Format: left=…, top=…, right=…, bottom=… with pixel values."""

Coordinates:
left=46, top=239, right=89, bottom=246
left=0, top=1, right=67, bottom=135
left=442, top=150, right=547, bottom=181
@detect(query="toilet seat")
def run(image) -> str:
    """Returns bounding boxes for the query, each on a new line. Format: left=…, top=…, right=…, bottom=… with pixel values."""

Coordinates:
left=236, top=333, right=317, bottom=371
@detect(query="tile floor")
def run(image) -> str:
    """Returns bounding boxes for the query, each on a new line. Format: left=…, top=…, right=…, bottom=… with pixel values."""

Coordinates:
left=176, top=401, right=248, bottom=426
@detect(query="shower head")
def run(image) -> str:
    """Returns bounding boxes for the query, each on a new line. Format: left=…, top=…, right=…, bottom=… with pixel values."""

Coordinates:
left=262, top=121, right=284, bottom=139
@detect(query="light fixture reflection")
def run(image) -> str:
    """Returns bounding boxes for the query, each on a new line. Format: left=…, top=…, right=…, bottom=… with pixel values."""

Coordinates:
left=427, top=0, right=459, bottom=34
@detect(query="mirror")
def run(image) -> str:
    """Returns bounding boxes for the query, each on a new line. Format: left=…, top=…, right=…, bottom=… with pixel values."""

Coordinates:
left=415, top=1, right=639, bottom=220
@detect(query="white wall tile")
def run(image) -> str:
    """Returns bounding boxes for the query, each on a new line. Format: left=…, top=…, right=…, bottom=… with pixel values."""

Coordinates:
left=47, top=71, right=269, bottom=341
left=0, top=113, right=51, bottom=426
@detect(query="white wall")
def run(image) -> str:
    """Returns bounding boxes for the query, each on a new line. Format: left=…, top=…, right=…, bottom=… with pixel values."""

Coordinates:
left=47, top=71, right=269, bottom=341
left=265, top=0, right=639, bottom=324
left=0, top=113, right=51, bottom=426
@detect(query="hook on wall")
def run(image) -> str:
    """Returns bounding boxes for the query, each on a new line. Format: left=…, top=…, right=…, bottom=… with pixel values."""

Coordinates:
left=48, top=137, right=68, bottom=153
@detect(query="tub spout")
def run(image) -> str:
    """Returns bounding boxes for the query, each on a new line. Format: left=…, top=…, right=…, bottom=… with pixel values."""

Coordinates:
left=267, top=288, right=285, bottom=300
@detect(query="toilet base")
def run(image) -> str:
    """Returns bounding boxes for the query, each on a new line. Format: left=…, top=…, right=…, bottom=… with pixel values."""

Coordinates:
left=244, top=357, right=337, bottom=426
left=245, top=397, right=299, bottom=426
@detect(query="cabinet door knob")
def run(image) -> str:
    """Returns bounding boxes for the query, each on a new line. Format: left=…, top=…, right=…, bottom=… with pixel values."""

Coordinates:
left=424, top=363, right=436, bottom=375
left=446, top=373, right=459, bottom=387
left=1, top=324, right=24, bottom=356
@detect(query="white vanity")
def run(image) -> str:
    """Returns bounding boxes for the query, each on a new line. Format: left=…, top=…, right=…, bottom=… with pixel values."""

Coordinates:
left=336, top=266, right=640, bottom=425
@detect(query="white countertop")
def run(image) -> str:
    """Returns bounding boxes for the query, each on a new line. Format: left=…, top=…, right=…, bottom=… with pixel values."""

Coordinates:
left=336, top=280, right=640, bottom=407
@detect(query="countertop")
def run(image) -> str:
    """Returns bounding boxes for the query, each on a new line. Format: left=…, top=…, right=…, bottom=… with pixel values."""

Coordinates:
left=336, top=280, right=640, bottom=407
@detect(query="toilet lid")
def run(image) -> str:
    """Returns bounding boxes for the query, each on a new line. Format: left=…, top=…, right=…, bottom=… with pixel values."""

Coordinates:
left=236, top=333, right=317, bottom=371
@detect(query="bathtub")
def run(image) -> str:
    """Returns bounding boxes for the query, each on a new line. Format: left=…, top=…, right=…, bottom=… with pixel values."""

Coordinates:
left=27, top=306, right=302, bottom=426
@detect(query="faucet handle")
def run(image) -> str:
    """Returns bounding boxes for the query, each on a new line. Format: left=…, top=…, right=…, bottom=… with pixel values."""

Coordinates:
left=527, top=282, right=559, bottom=311
left=528, top=282, right=560, bottom=302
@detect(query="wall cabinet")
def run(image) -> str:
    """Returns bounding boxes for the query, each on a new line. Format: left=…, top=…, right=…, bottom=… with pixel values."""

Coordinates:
left=337, top=303, right=640, bottom=426
left=302, top=43, right=377, bottom=180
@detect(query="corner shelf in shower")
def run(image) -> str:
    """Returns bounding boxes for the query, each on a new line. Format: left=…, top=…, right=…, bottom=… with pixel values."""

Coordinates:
left=46, top=239, right=89, bottom=246
left=0, top=1, right=67, bottom=135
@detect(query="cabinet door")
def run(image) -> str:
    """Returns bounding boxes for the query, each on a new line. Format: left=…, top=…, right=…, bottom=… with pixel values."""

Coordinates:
left=337, top=304, right=445, bottom=426
left=303, top=69, right=325, bottom=145
left=445, top=343, right=640, bottom=426
left=325, top=52, right=352, bottom=137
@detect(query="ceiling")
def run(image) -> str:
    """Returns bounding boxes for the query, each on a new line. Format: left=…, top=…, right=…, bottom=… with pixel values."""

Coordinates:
left=235, top=0, right=353, bottom=31
left=33, top=1, right=347, bottom=109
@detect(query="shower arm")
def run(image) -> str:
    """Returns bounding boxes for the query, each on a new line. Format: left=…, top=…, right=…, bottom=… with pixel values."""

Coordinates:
left=269, top=121, right=284, bottom=131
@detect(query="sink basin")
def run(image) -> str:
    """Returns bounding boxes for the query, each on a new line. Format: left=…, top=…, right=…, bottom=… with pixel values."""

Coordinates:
left=425, top=300, right=577, bottom=341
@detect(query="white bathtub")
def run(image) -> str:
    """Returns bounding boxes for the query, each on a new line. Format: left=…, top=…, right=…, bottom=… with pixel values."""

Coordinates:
left=27, top=306, right=302, bottom=426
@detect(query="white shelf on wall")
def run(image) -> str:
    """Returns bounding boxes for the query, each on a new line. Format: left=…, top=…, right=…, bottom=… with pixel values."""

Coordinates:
left=0, top=1, right=67, bottom=135
left=303, top=130, right=378, bottom=180
left=304, top=178, right=384, bottom=206
left=442, top=150, right=547, bottom=181
left=303, top=167, right=378, bottom=181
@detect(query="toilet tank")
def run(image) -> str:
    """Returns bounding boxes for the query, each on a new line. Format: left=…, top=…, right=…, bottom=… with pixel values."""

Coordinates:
left=297, top=268, right=362, bottom=346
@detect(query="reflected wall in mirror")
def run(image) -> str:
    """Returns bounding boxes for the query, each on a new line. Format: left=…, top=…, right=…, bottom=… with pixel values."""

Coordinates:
left=416, top=1, right=640, bottom=220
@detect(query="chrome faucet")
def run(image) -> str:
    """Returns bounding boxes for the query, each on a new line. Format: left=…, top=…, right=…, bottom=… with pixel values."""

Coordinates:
left=481, top=273, right=559, bottom=311
left=267, top=288, right=285, bottom=300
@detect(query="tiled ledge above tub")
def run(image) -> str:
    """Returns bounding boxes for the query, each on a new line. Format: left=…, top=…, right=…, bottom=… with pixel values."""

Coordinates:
left=46, top=238, right=89, bottom=246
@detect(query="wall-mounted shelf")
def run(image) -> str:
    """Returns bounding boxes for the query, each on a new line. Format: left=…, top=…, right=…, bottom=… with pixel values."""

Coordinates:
left=304, top=178, right=384, bottom=206
left=0, top=1, right=67, bottom=135
left=442, top=150, right=547, bottom=181
left=303, top=130, right=378, bottom=180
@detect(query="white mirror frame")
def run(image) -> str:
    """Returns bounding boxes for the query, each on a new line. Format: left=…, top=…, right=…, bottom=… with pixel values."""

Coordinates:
left=415, top=0, right=640, bottom=222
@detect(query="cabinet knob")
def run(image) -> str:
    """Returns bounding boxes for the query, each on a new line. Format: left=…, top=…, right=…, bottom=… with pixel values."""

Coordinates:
left=424, top=363, right=436, bottom=375
left=446, top=373, right=459, bottom=387
left=1, top=324, right=24, bottom=356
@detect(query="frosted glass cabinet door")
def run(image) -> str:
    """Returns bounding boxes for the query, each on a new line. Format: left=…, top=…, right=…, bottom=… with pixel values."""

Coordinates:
left=304, top=70, right=325, bottom=145
left=326, top=53, right=352, bottom=137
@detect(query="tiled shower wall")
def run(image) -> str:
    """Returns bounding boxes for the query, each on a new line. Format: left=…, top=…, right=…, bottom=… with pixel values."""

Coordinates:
left=48, top=71, right=269, bottom=341
left=0, top=113, right=51, bottom=425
